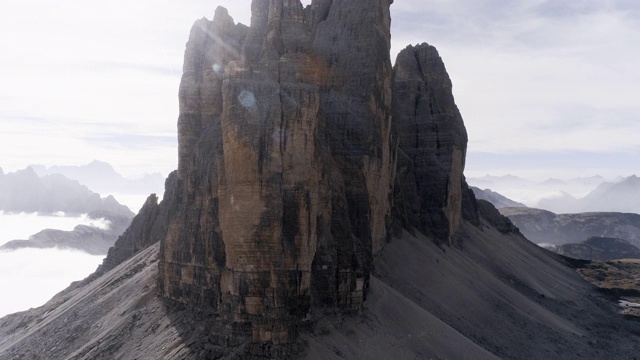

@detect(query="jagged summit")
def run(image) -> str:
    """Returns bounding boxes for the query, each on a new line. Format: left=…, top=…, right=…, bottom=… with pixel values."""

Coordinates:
left=2, top=1, right=639, bottom=359
left=158, top=1, right=478, bottom=351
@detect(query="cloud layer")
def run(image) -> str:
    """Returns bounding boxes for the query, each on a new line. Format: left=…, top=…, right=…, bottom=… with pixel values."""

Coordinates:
left=0, top=248, right=103, bottom=317
left=0, top=213, right=105, bottom=317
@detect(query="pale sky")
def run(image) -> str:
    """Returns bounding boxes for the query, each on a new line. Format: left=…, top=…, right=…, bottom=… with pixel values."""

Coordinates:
left=0, top=0, right=638, bottom=180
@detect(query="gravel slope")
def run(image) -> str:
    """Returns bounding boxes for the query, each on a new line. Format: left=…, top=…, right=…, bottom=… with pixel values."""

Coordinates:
left=2, top=221, right=639, bottom=359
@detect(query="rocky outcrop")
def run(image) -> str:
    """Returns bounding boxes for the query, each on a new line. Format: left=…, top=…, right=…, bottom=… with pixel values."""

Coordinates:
left=0, top=211, right=132, bottom=255
left=391, top=43, right=470, bottom=243
left=86, top=172, right=178, bottom=280
left=476, top=200, right=520, bottom=234
left=537, top=175, right=640, bottom=214
left=501, top=207, right=640, bottom=248
left=553, top=237, right=640, bottom=261
left=471, top=186, right=527, bottom=209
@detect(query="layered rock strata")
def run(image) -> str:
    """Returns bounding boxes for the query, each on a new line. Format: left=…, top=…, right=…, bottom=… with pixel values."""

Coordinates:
left=123, top=0, right=477, bottom=355
left=159, top=0, right=395, bottom=348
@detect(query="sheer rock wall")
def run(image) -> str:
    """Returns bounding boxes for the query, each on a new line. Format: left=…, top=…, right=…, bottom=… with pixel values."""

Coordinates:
left=148, top=0, right=474, bottom=354
left=391, top=44, right=470, bottom=243
left=158, top=0, right=396, bottom=347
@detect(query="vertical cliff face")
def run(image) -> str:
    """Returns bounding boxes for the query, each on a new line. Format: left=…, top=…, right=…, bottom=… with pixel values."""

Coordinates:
left=158, top=0, right=396, bottom=350
left=154, top=0, right=477, bottom=355
left=391, top=44, right=470, bottom=243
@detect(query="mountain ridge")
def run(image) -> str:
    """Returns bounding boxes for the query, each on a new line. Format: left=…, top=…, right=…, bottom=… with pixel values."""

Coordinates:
left=31, top=160, right=165, bottom=196
left=501, top=206, right=640, bottom=248
left=0, top=211, right=132, bottom=255
left=0, top=166, right=133, bottom=217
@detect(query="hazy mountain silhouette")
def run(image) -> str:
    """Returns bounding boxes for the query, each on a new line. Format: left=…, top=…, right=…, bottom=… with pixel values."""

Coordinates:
left=31, top=160, right=165, bottom=196
left=501, top=207, right=640, bottom=248
left=537, top=175, right=640, bottom=214
left=0, top=166, right=133, bottom=217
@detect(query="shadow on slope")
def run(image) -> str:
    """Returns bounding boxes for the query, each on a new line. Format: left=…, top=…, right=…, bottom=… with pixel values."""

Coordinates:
left=1, top=218, right=640, bottom=359
left=304, top=222, right=640, bottom=359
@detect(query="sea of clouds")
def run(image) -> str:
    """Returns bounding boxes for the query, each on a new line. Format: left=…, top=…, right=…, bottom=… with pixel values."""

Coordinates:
left=0, top=212, right=105, bottom=318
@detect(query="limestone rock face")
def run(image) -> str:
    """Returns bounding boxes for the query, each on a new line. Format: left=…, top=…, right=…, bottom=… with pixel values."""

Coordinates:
left=391, top=43, right=469, bottom=243
left=158, top=0, right=395, bottom=351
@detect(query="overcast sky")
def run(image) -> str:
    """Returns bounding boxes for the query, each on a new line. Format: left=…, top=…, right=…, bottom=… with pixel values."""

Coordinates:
left=0, top=0, right=638, bottom=180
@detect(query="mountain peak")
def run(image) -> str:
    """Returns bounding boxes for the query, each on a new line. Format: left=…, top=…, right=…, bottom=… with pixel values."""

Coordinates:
left=87, top=160, right=116, bottom=172
left=5, top=2, right=638, bottom=359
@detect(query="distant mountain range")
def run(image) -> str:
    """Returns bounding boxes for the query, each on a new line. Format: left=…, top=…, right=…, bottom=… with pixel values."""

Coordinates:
left=539, top=175, right=640, bottom=214
left=500, top=207, right=640, bottom=248
left=468, top=174, right=640, bottom=214
left=0, top=166, right=133, bottom=217
left=0, top=211, right=132, bottom=255
left=548, top=236, right=640, bottom=261
left=30, top=160, right=165, bottom=196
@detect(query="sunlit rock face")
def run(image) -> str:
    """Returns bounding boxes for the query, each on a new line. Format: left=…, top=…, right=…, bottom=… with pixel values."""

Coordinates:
left=159, top=0, right=395, bottom=348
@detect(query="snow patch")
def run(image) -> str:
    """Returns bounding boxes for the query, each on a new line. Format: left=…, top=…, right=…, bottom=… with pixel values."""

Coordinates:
left=619, top=300, right=640, bottom=308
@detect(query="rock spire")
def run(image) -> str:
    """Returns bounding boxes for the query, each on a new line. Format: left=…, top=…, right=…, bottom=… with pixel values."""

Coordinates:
left=152, top=0, right=472, bottom=355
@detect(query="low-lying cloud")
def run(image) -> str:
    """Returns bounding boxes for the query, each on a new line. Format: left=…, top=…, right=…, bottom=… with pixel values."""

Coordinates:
left=0, top=248, right=103, bottom=318
left=0, top=213, right=107, bottom=317
left=0, top=212, right=91, bottom=244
